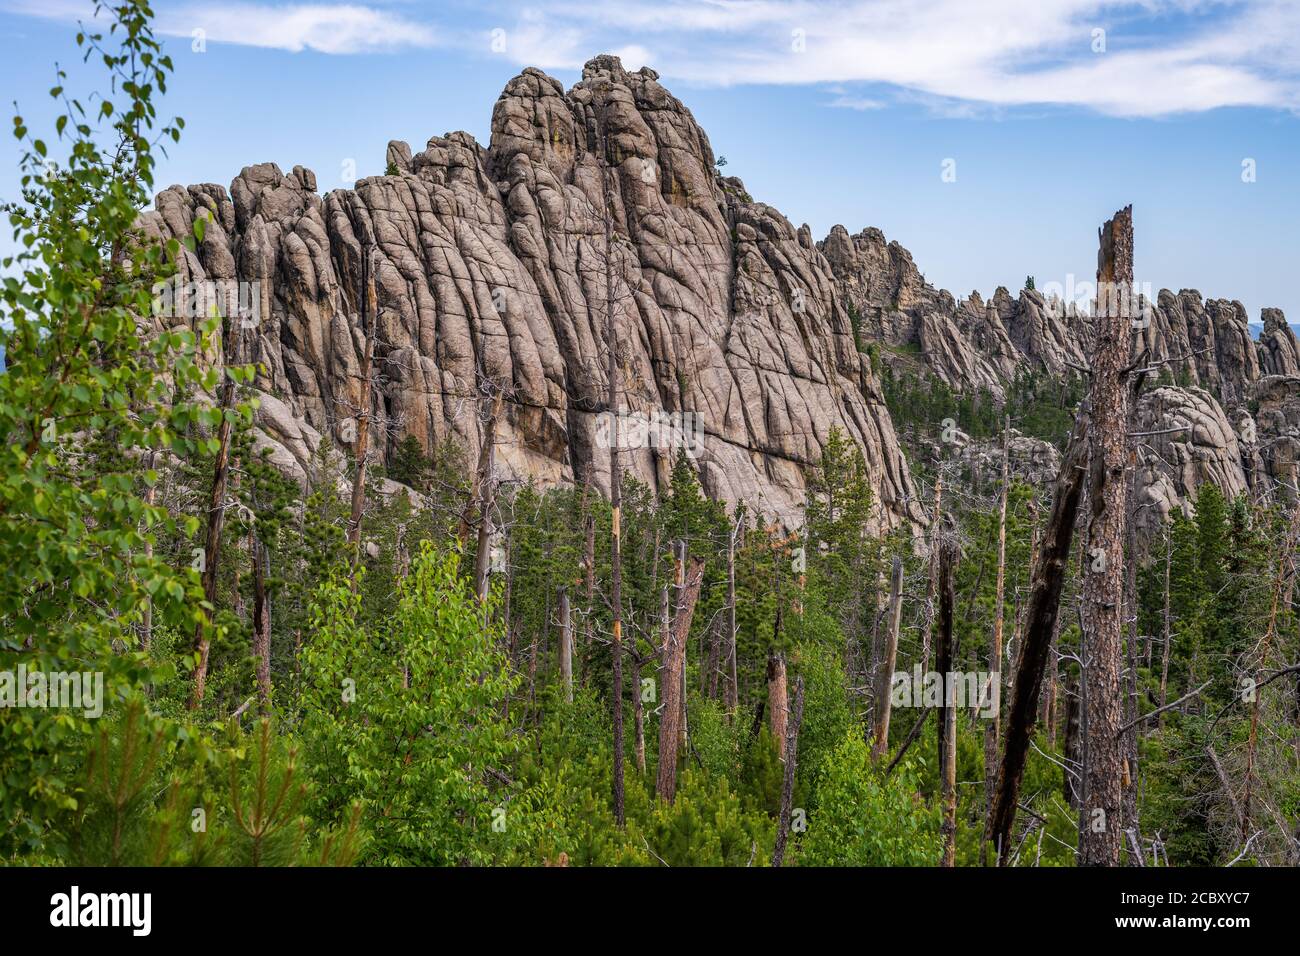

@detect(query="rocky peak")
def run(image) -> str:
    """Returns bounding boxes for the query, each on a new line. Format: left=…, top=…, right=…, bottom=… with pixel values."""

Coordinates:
left=137, top=55, right=923, bottom=531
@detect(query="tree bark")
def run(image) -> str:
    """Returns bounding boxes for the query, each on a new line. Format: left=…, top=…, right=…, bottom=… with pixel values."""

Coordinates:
left=936, top=524, right=959, bottom=867
left=986, top=401, right=1090, bottom=863
left=771, top=675, right=805, bottom=868
left=471, top=391, right=504, bottom=605
left=872, top=555, right=905, bottom=760
left=982, top=417, right=1010, bottom=864
left=1078, top=205, right=1135, bottom=868
left=655, top=557, right=705, bottom=803
left=1122, top=448, right=1142, bottom=859
left=558, top=586, right=573, bottom=703
left=920, top=474, right=943, bottom=672
left=767, top=652, right=788, bottom=758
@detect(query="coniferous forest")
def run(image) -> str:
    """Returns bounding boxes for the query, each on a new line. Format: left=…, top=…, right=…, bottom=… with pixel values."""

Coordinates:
left=0, top=5, right=1296, bottom=921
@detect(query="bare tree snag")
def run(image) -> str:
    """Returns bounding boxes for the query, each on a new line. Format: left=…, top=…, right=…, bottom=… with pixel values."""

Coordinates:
left=704, top=619, right=721, bottom=699
left=921, top=474, right=944, bottom=672
left=655, top=557, right=705, bottom=803
left=471, top=390, right=504, bottom=605
left=771, top=675, right=805, bottom=868
left=936, top=524, right=958, bottom=868
left=768, top=652, right=789, bottom=758
left=1046, top=613, right=1062, bottom=749
left=559, top=586, right=573, bottom=703
left=982, top=417, right=1010, bottom=864
left=1207, top=744, right=1246, bottom=834
left=986, top=402, right=1090, bottom=863
left=631, top=641, right=646, bottom=773
left=1078, top=205, right=1136, bottom=867
left=872, top=555, right=905, bottom=760
left=1122, top=448, right=1142, bottom=857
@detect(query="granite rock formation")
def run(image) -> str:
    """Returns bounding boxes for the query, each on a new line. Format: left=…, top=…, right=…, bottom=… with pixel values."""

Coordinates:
left=139, top=56, right=923, bottom=530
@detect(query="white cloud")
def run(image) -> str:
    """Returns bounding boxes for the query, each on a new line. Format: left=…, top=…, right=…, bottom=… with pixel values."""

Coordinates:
left=3, top=0, right=437, bottom=54
left=7, top=0, right=1300, bottom=114
left=487, top=0, right=1300, bottom=116
left=166, top=3, right=437, bottom=54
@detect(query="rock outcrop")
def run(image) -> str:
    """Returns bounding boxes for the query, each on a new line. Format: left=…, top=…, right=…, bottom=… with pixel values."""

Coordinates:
left=138, top=56, right=922, bottom=530
left=1131, top=387, right=1250, bottom=535
left=823, top=219, right=1299, bottom=523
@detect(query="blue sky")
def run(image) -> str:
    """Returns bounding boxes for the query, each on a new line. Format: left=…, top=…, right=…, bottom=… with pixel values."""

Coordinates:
left=2, top=0, right=1297, bottom=321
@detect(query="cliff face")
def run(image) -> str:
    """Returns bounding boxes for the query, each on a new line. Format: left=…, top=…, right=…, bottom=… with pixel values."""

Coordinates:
left=138, top=55, right=922, bottom=530
left=137, top=52, right=1297, bottom=531
left=823, top=221, right=1300, bottom=516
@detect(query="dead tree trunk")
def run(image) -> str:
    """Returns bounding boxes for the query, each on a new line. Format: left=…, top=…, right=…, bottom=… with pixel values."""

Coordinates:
left=559, top=586, right=573, bottom=703
left=655, top=557, right=705, bottom=803
left=770, top=675, right=805, bottom=868
left=1046, top=613, right=1062, bottom=749
left=1122, top=448, right=1142, bottom=859
left=920, top=474, right=944, bottom=672
left=986, top=402, right=1090, bottom=863
left=982, top=417, right=1010, bottom=864
left=704, top=619, right=721, bottom=699
left=936, top=524, right=959, bottom=868
left=471, top=391, right=503, bottom=605
left=1078, top=205, right=1135, bottom=868
left=1063, top=675, right=1082, bottom=808
left=767, top=652, right=788, bottom=757
left=872, top=555, right=905, bottom=760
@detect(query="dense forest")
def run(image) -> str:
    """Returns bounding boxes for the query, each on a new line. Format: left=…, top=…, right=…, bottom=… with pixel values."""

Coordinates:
left=2, top=2, right=1297, bottom=870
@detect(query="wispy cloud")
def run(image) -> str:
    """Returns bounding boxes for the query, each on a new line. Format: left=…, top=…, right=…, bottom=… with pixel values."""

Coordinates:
left=6, top=0, right=1300, bottom=115
left=3, top=0, right=437, bottom=54
left=478, top=0, right=1300, bottom=116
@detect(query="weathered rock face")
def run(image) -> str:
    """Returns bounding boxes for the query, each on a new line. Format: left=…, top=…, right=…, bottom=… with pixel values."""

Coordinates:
left=823, top=217, right=1300, bottom=522
left=1131, top=386, right=1250, bottom=535
left=137, top=56, right=922, bottom=530
left=1253, top=374, right=1300, bottom=500
left=1257, top=309, right=1300, bottom=377
left=822, top=226, right=1093, bottom=400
